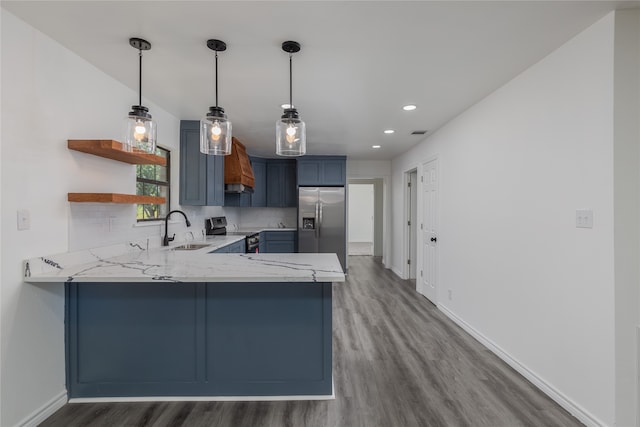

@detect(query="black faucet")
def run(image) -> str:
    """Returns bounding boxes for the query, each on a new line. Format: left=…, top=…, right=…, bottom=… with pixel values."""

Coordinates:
left=163, top=210, right=191, bottom=246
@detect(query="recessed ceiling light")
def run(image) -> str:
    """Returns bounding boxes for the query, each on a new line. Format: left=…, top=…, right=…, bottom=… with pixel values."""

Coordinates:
left=372, top=145, right=381, bottom=149
left=403, top=104, right=417, bottom=111
left=383, top=129, right=395, bottom=134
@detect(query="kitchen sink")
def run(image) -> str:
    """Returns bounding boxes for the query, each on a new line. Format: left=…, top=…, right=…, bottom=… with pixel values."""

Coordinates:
left=173, top=243, right=211, bottom=251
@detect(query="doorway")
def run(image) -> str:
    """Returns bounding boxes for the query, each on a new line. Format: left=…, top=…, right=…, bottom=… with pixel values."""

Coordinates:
left=348, top=183, right=374, bottom=255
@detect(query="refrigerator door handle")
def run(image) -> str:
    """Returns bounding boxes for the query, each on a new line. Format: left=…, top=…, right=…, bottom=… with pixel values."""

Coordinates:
left=315, top=202, right=320, bottom=239
left=318, top=202, right=323, bottom=238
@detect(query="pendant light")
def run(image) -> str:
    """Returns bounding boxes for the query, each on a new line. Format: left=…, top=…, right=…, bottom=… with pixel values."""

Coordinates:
left=200, top=39, right=232, bottom=156
left=124, top=37, right=156, bottom=153
left=276, top=41, right=306, bottom=157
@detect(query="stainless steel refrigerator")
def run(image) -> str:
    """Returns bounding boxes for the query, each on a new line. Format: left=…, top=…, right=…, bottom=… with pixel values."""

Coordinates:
left=298, top=187, right=346, bottom=272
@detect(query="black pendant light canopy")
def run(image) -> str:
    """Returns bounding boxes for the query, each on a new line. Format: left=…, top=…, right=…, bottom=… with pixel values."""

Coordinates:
left=276, top=41, right=306, bottom=157
left=200, top=39, right=232, bottom=156
left=124, top=37, right=156, bottom=153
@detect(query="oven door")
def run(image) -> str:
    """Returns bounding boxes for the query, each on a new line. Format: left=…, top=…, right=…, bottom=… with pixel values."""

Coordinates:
left=246, top=233, right=260, bottom=253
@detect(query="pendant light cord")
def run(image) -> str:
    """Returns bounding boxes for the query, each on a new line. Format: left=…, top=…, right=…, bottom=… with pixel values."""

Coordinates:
left=138, top=49, right=143, bottom=107
left=215, top=51, right=219, bottom=108
left=289, top=53, right=293, bottom=108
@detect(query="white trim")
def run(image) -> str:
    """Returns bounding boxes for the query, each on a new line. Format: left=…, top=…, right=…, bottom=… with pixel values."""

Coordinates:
left=390, top=265, right=404, bottom=278
left=16, top=390, right=67, bottom=427
left=438, top=305, right=606, bottom=427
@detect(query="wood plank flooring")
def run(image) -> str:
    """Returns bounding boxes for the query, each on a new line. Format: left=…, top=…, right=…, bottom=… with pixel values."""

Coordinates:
left=40, top=256, right=583, bottom=427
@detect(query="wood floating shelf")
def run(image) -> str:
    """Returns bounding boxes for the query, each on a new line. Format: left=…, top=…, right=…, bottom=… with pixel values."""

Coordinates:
left=68, top=193, right=166, bottom=204
left=68, top=139, right=166, bottom=166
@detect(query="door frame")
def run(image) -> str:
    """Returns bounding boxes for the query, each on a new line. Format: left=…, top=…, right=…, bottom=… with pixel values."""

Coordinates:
left=402, top=168, right=418, bottom=280
left=416, top=155, right=439, bottom=301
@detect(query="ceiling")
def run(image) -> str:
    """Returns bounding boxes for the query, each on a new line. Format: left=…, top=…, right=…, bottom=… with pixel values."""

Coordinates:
left=3, top=1, right=639, bottom=160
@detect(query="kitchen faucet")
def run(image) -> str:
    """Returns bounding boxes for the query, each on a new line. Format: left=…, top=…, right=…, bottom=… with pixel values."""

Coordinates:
left=163, top=210, right=191, bottom=246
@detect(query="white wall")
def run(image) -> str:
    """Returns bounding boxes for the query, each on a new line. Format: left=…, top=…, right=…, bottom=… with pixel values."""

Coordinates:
left=392, top=13, right=620, bottom=426
left=613, top=9, right=640, bottom=427
left=348, top=184, right=374, bottom=242
left=0, top=12, right=186, bottom=427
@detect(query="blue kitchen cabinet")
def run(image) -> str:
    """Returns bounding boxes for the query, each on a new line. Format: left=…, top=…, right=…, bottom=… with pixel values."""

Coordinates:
left=266, top=160, right=296, bottom=207
left=179, top=120, right=224, bottom=206
left=297, top=156, right=346, bottom=186
left=210, top=239, right=245, bottom=253
left=250, top=157, right=267, bottom=207
left=262, top=231, right=296, bottom=253
left=224, top=157, right=266, bottom=207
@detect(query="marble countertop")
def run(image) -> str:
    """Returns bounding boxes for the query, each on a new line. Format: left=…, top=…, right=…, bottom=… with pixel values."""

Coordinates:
left=24, top=236, right=344, bottom=284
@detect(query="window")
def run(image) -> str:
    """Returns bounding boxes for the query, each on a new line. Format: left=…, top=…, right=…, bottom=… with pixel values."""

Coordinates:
left=136, top=146, right=170, bottom=221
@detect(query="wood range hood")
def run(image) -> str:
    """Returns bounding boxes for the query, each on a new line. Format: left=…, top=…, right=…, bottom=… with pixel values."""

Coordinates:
left=224, top=137, right=255, bottom=193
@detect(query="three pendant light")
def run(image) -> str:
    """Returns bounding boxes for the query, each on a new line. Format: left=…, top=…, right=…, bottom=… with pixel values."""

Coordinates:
left=124, top=37, right=306, bottom=157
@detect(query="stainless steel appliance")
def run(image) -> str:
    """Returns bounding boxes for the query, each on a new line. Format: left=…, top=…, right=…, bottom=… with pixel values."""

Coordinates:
left=245, top=233, right=260, bottom=253
left=206, top=216, right=260, bottom=253
left=298, top=187, right=346, bottom=271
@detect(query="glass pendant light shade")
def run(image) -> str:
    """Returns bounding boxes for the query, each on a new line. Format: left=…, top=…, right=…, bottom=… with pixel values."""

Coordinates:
left=277, top=41, right=306, bottom=157
left=124, top=105, right=156, bottom=153
left=200, top=106, right=232, bottom=155
left=200, top=39, right=232, bottom=156
left=124, top=38, right=156, bottom=153
left=276, top=108, right=306, bottom=156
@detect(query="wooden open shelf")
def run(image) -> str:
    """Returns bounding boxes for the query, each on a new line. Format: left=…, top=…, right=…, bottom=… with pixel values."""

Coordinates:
left=68, top=193, right=166, bottom=204
left=68, top=139, right=167, bottom=166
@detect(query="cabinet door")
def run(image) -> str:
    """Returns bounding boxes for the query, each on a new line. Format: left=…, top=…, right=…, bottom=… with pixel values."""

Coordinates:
left=266, top=160, right=296, bottom=207
left=179, top=120, right=224, bottom=207
left=321, top=159, right=346, bottom=186
left=297, top=160, right=321, bottom=186
left=265, top=240, right=295, bottom=253
left=266, top=162, right=282, bottom=207
left=179, top=121, right=207, bottom=206
left=296, top=157, right=346, bottom=186
left=229, top=240, right=246, bottom=253
left=250, top=158, right=267, bottom=207
left=206, top=154, right=225, bottom=206
left=282, top=161, right=297, bottom=207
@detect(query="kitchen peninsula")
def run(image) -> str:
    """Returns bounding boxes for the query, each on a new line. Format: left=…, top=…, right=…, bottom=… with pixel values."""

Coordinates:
left=25, top=240, right=344, bottom=400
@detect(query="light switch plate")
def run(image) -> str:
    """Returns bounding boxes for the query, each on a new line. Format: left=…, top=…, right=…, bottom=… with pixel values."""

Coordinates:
left=576, top=209, right=593, bottom=228
left=17, top=209, right=30, bottom=230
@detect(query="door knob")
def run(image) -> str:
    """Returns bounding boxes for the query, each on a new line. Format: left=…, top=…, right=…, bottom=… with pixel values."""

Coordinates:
left=430, top=237, right=437, bottom=242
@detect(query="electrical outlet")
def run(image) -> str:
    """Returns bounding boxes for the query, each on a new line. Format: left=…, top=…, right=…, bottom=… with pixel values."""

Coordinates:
left=576, top=209, right=593, bottom=228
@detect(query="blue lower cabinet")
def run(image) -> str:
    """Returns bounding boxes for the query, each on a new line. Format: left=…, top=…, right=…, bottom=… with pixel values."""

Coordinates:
left=262, top=231, right=296, bottom=253
left=66, top=281, right=332, bottom=397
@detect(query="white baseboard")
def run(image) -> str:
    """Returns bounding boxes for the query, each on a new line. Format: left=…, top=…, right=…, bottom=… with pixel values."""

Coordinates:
left=390, top=265, right=404, bottom=279
left=16, top=390, right=67, bottom=427
left=438, top=305, right=607, bottom=427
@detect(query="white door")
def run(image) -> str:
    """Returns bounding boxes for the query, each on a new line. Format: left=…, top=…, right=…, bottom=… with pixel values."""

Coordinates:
left=420, top=159, right=438, bottom=303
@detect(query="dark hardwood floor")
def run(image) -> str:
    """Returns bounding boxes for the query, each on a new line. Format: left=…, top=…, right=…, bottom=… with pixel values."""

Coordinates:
left=40, top=256, right=582, bottom=427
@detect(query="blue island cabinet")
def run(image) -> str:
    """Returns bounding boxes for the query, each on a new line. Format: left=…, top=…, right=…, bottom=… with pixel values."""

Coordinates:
left=65, top=281, right=332, bottom=398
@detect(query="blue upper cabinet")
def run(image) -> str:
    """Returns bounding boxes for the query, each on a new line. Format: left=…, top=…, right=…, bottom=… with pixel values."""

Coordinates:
left=297, top=156, right=346, bottom=186
left=266, top=160, right=296, bottom=207
left=179, top=120, right=224, bottom=206
left=250, top=157, right=267, bottom=207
